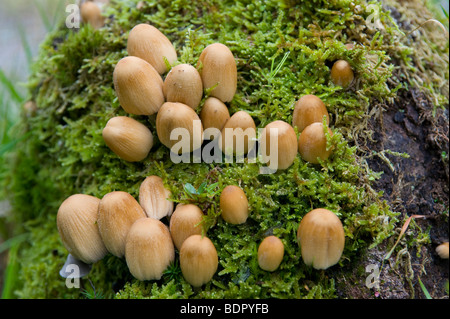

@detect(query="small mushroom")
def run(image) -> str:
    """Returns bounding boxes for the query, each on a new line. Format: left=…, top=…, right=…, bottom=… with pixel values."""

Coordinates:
left=113, top=56, right=164, bottom=115
left=260, top=120, right=298, bottom=170
left=197, top=43, right=237, bottom=102
left=298, top=122, right=334, bottom=164
left=436, top=242, right=449, bottom=259
left=127, top=23, right=177, bottom=74
left=56, top=194, right=108, bottom=264
left=180, top=234, right=218, bottom=287
left=138, top=175, right=174, bottom=220
left=163, top=63, right=203, bottom=110
left=219, top=185, right=249, bottom=224
left=292, top=95, right=329, bottom=133
left=102, top=116, right=153, bottom=162
left=200, top=97, right=230, bottom=140
left=330, top=60, right=354, bottom=88
left=169, top=204, right=204, bottom=250
left=80, top=1, right=104, bottom=29
left=257, top=235, right=284, bottom=272
left=125, top=217, right=175, bottom=281
left=156, top=102, right=204, bottom=154
left=297, top=208, right=345, bottom=270
left=219, top=110, right=256, bottom=157
left=97, top=191, right=146, bottom=258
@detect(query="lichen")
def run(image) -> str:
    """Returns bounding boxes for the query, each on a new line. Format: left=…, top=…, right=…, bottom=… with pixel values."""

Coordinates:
left=3, top=0, right=448, bottom=299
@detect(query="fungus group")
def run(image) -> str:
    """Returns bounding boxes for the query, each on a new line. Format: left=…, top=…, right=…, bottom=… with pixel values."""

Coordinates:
left=56, top=15, right=358, bottom=290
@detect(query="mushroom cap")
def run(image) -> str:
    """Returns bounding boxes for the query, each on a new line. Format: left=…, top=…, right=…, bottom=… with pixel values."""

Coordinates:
left=297, top=208, right=345, bottom=270
left=200, top=97, right=230, bottom=140
left=113, top=56, right=164, bottom=115
left=292, top=95, right=329, bottom=133
left=97, top=191, right=146, bottom=258
left=436, top=242, right=449, bottom=259
left=56, top=194, right=108, bottom=264
left=219, top=110, right=256, bottom=156
left=125, top=217, right=175, bottom=281
left=330, top=60, right=354, bottom=88
left=80, top=1, right=104, bottom=29
left=219, top=185, right=249, bottom=224
left=169, top=204, right=204, bottom=250
left=180, top=234, right=218, bottom=287
left=258, top=235, right=285, bottom=272
left=298, top=122, right=334, bottom=164
left=260, top=120, right=298, bottom=170
left=127, top=23, right=177, bottom=74
left=138, top=175, right=174, bottom=220
left=156, top=102, right=204, bottom=154
left=163, top=63, right=203, bottom=110
left=102, top=116, right=153, bottom=162
left=198, top=43, right=237, bottom=102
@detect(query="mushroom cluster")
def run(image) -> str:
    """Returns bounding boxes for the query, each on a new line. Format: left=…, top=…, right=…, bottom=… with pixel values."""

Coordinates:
left=57, top=175, right=221, bottom=286
left=57, top=15, right=354, bottom=288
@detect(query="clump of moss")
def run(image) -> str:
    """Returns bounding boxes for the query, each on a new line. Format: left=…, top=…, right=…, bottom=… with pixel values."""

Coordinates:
left=3, top=0, right=447, bottom=298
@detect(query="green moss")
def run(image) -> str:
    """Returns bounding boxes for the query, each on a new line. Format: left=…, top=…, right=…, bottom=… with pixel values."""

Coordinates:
left=3, top=0, right=448, bottom=298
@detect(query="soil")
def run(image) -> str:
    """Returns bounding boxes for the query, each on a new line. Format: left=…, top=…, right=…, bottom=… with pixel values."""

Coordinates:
left=335, top=86, right=449, bottom=299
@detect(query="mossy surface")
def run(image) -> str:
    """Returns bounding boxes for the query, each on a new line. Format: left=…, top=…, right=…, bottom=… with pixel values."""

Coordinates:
left=3, top=0, right=448, bottom=298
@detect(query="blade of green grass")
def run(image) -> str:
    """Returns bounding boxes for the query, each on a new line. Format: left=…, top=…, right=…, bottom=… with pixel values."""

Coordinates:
left=418, top=277, right=433, bottom=299
left=0, top=69, right=24, bottom=103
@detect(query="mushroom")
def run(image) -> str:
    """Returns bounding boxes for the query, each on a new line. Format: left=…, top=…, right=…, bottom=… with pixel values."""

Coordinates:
left=125, top=217, right=175, bottom=281
left=138, top=175, right=174, bottom=220
left=127, top=23, right=177, bottom=75
left=102, top=116, right=153, bottom=162
left=292, top=95, right=329, bottom=133
left=200, top=97, right=230, bottom=140
left=298, top=122, right=334, bottom=164
left=113, top=56, right=164, bottom=115
left=56, top=194, right=107, bottom=264
left=97, top=191, right=146, bottom=258
left=156, top=102, right=204, bottom=154
left=169, top=204, right=204, bottom=250
left=219, top=185, right=249, bottom=224
left=330, top=60, right=354, bottom=88
left=436, top=242, right=449, bottom=259
left=163, top=63, right=203, bottom=110
left=197, top=43, right=237, bottom=102
left=219, top=110, right=256, bottom=157
left=80, top=1, right=104, bottom=29
left=257, top=235, right=285, bottom=272
left=260, top=120, right=298, bottom=170
left=179, top=234, right=218, bottom=287
left=297, top=208, right=345, bottom=270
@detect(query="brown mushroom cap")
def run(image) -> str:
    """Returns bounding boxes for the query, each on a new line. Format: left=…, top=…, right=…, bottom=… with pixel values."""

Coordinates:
left=330, top=60, right=354, bottom=88
left=138, top=175, right=174, bottom=220
left=219, top=110, right=256, bottom=157
left=179, top=234, right=218, bottom=287
left=102, top=116, right=153, bottom=162
left=436, top=242, right=449, bottom=259
left=169, top=204, right=204, bottom=250
left=292, top=95, right=329, bottom=133
left=297, top=208, right=345, bottom=270
left=56, top=194, right=108, bottom=264
left=156, top=102, right=204, bottom=154
left=298, top=122, right=334, bottom=164
left=125, top=217, right=175, bottom=281
left=113, top=56, right=164, bottom=115
left=127, top=23, right=177, bottom=74
left=198, top=43, right=237, bottom=102
left=200, top=97, right=231, bottom=140
left=163, top=63, right=203, bottom=110
left=80, top=1, right=104, bottom=29
left=97, top=191, right=146, bottom=258
left=257, top=235, right=285, bottom=272
left=219, top=185, right=249, bottom=224
left=260, top=120, right=298, bottom=170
